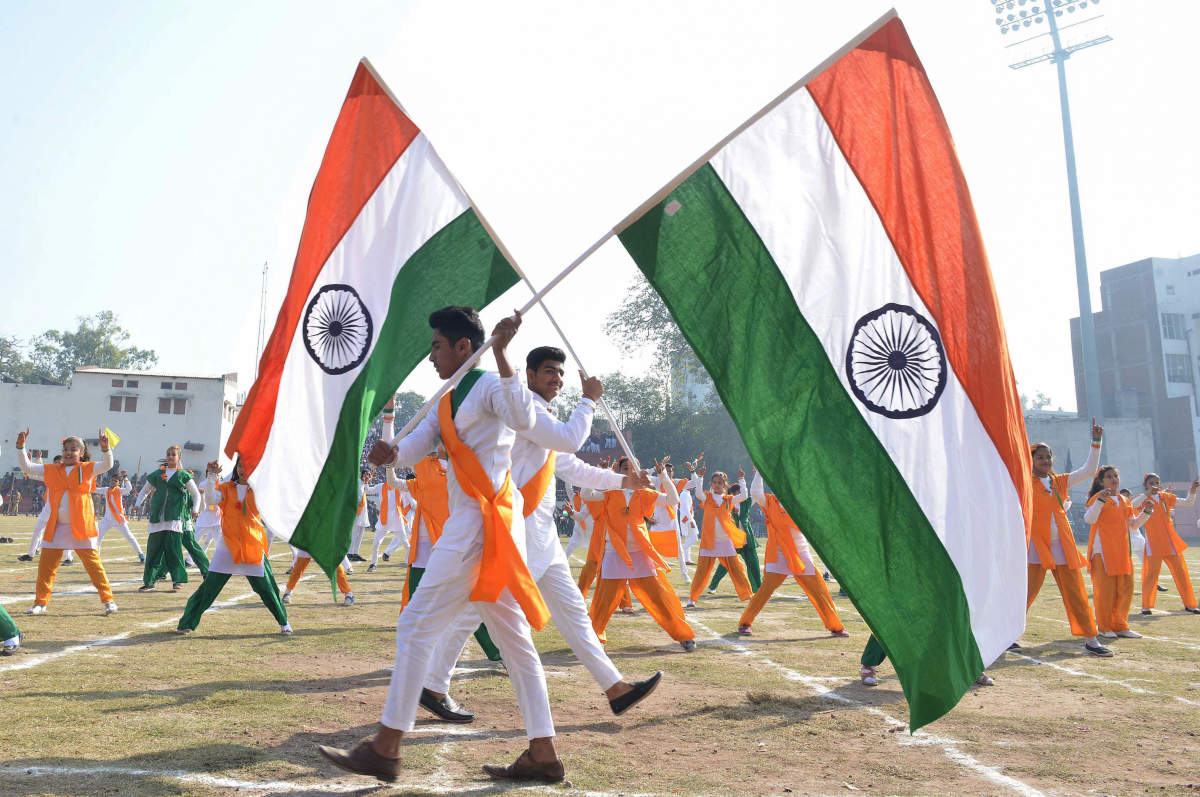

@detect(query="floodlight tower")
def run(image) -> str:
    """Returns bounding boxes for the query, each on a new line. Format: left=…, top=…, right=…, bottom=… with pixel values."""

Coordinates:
left=989, top=0, right=1112, bottom=422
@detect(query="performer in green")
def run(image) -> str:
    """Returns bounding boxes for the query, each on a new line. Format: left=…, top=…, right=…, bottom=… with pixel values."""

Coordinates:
left=707, top=483, right=762, bottom=593
left=136, top=445, right=202, bottom=591
left=0, top=604, right=21, bottom=655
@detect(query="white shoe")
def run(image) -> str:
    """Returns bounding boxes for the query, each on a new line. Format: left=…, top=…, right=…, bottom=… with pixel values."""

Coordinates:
left=281, top=590, right=291, bottom=604
left=975, top=673, right=994, bottom=686
left=280, top=624, right=293, bottom=635
left=26, top=604, right=46, bottom=616
left=345, top=567, right=355, bottom=575
left=1116, top=629, right=1142, bottom=639
left=367, top=564, right=377, bottom=573
left=706, top=588, right=717, bottom=595
left=103, top=601, right=118, bottom=615
left=1098, top=631, right=1117, bottom=639
left=685, top=600, right=697, bottom=608
left=860, top=666, right=878, bottom=686
left=343, top=593, right=355, bottom=606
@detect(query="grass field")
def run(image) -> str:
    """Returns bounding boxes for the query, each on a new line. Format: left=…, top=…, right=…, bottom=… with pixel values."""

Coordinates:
left=1, top=516, right=1199, bottom=796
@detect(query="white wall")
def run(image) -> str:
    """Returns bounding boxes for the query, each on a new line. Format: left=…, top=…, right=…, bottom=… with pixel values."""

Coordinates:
left=1024, top=411, right=1157, bottom=503
left=0, top=368, right=238, bottom=481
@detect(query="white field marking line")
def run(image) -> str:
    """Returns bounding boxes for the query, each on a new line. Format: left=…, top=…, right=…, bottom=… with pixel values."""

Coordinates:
left=1031, top=614, right=1200, bottom=652
left=0, top=579, right=141, bottom=606
left=0, top=575, right=316, bottom=673
left=687, top=618, right=1044, bottom=797
left=1008, top=647, right=1200, bottom=708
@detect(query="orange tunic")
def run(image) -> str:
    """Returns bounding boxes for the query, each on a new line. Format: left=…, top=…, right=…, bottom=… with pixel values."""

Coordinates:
left=106, top=485, right=127, bottom=525
left=1086, top=493, right=1135, bottom=576
left=214, top=482, right=268, bottom=565
left=598, top=488, right=670, bottom=574
left=1142, top=491, right=1188, bottom=556
left=1030, top=473, right=1085, bottom=570
left=700, top=492, right=746, bottom=549
left=42, top=462, right=100, bottom=541
left=406, top=456, right=449, bottom=565
left=761, top=494, right=806, bottom=575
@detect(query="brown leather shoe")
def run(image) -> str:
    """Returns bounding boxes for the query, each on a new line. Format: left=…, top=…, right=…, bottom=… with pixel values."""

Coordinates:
left=482, top=749, right=565, bottom=783
left=317, top=739, right=400, bottom=782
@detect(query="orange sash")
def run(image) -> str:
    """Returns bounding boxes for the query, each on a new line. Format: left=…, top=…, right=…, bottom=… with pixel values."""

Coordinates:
left=437, top=391, right=549, bottom=630
left=762, top=495, right=805, bottom=574
left=216, top=482, right=267, bottom=565
left=356, top=485, right=366, bottom=517
left=42, top=462, right=99, bottom=541
left=601, top=489, right=670, bottom=572
left=518, top=452, right=557, bottom=519
left=106, top=485, right=127, bottom=525
left=700, top=492, right=746, bottom=548
left=1086, top=493, right=1135, bottom=575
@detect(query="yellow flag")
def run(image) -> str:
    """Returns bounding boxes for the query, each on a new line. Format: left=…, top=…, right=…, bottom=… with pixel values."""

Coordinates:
left=105, top=427, right=121, bottom=448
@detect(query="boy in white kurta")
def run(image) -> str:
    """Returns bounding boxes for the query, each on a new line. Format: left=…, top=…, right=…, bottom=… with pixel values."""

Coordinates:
left=95, top=472, right=144, bottom=561
left=319, top=307, right=565, bottom=784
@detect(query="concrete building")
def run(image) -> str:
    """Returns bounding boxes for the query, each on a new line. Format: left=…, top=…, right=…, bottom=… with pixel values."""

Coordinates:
left=1071, top=253, right=1200, bottom=481
left=1, top=367, right=239, bottom=489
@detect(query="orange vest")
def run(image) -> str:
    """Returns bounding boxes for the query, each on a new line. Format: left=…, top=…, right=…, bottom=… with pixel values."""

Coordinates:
left=762, top=495, right=805, bottom=574
left=106, top=485, right=127, bottom=525
left=599, top=489, right=669, bottom=573
left=379, top=485, right=404, bottom=525
left=356, top=484, right=367, bottom=516
left=1030, top=473, right=1084, bottom=570
left=1143, top=491, right=1188, bottom=556
left=518, top=452, right=557, bottom=519
left=215, top=481, right=268, bottom=565
left=700, top=492, right=746, bottom=549
left=42, top=462, right=99, bottom=541
left=437, top=391, right=549, bottom=630
left=1086, top=493, right=1135, bottom=576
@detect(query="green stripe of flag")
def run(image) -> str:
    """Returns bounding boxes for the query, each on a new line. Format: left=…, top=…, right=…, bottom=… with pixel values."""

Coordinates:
left=290, top=207, right=517, bottom=575
left=618, top=163, right=981, bottom=729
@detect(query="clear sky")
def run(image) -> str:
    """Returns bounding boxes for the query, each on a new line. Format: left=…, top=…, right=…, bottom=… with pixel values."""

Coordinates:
left=2, top=1, right=1197, bottom=410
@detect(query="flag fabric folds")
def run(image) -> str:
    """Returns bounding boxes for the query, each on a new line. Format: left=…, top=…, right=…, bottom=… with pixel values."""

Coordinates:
left=226, top=62, right=518, bottom=575
left=618, top=14, right=1032, bottom=729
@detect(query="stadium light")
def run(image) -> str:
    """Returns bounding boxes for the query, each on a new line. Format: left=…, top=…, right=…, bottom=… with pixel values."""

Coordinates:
left=986, top=0, right=1112, bottom=422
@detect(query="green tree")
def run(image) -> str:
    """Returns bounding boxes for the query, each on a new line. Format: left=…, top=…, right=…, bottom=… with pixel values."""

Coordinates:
left=391, top=390, right=427, bottom=429
left=0, top=312, right=157, bottom=384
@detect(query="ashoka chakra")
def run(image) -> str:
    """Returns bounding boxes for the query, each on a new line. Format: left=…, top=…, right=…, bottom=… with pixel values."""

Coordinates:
left=302, top=284, right=373, bottom=375
left=845, top=303, right=946, bottom=419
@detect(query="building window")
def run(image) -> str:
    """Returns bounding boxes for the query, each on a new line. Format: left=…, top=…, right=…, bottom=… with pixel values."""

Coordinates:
left=126, top=380, right=138, bottom=388
left=173, top=398, right=186, bottom=415
left=158, top=398, right=171, bottom=414
left=1166, top=353, right=1192, bottom=383
left=109, top=396, right=122, bottom=412
left=111, top=378, right=124, bottom=388
left=1166, top=285, right=1177, bottom=296
left=174, top=381, right=187, bottom=391
left=160, top=381, right=172, bottom=389
left=124, top=396, right=138, bottom=412
left=1162, top=312, right=1187, bottom=340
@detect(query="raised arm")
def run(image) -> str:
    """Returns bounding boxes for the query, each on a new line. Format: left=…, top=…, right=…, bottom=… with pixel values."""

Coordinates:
left=555, top=453, right=624, bottom=492
left=203, top=477, right=221, bottom=509
left=485, top=374, right=537, bottom=433
left=15, top=431, right=43, bottom=477
left=134, top=481, right=153, bottom=508
left=522, top=399, right=597, bottom=453
left=654, top=465, right=680, bottom=508
left=184, top=477, right=202, bottom=511
left=1177, top=480, right=1200, bottom=508
left=385, top=408, right=441, bottom=470
left=750, top=470, right=767, bottom=509
left=1067, top=419, right=1103, bottom=489
left=728, top=468, right=749, bottom=506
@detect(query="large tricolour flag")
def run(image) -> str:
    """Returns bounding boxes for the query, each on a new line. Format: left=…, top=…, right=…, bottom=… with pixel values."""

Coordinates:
left=618, top=13, right=1032, bottom=730
left=226, top=61, right=517, bottom=573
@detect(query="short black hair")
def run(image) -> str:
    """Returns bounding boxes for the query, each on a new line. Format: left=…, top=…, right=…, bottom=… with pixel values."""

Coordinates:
left=526, top=346, right=566, bottom=373
left=429, top=306, right=484, bottom=352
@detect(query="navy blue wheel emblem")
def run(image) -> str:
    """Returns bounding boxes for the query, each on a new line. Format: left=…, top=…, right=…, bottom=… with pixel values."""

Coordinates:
left=845, top=303, right=946, bottom=419
left=303, top=284, right=373, bottom=375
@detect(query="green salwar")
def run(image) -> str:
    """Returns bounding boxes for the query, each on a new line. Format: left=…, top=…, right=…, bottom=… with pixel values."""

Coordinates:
left=406, top=565, right=502, bottom=662
left=143, top=531, right=188, bottom=586
left=861, top=635, right=887, bottom=668
left=177, top=560, right=288, bottom=631
left=0, top=604, right=19, bottom=641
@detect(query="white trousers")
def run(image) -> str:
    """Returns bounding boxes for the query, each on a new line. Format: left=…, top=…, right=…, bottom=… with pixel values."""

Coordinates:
left=372, top=523, right=409, bottom=564
left=350, top=523, right=368, bottom=557
left=97, top=518, right=144, bottom=555
left=563, top=523, right=589, bottom=559
left=385, top=529, right=409, bottom=558
left=423, top=558, right=622, bottom=696
left=381, top=544, right=554, bottom=739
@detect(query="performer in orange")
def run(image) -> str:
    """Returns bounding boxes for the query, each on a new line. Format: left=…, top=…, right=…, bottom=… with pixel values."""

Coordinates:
left=1132, top=474, right=1200, bottom=615
left=684, top=465, right=753, bottom=608
left=282, top=549, right=354, bottom=605
left=15, top=428, right=117, bottom=616
left=585, top=456, right=696, bottom=651
left=737, top=470, right=848, bottom=637
left=1083, top=466, right=1153, bottom=638
left=1025, top=419, right=1112, bottom=657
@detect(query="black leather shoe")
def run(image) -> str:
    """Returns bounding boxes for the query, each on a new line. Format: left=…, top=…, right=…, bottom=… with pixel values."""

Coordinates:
left=482, top=750, right=565, bottom=783
left=1157, top=584, right=1168, bottom=592
left=16, top=554, right=32, bottom=562
left=419, top=688, right=474, bottom=723
left=609, top=671, right=662, bottom=716
left=317, top=739, right=400, bottom=782
left=1006, top=642, right=1021, bottom=651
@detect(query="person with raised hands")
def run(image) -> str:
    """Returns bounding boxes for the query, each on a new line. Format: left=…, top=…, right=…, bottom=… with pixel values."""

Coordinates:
left=1132, top=474, right=1200, bottom=615
left=15, top=428, right=118, bottom=616
left=319, top=306, right=566, bottom=784
left=135, top=444, right=203, bottom=592
left=683, top=463, right=754, bottom=608
left=1084, top=466, right=1153, bottom=639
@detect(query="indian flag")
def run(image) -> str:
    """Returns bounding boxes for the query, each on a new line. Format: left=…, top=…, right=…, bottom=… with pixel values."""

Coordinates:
left=225, top=60, right=517, bottom=573
left=618, top=13, right=1032, bottom=730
